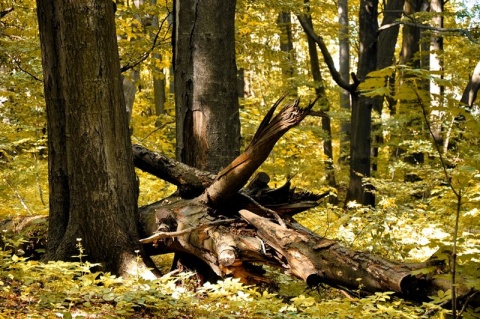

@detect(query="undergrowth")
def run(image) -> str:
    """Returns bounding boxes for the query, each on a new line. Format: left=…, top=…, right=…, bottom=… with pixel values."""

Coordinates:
left=0, top=233, right=460, bottom=319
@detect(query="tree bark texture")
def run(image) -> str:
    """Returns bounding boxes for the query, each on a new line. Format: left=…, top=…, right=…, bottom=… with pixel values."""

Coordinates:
left=36, top=0, right=153, bottom=277
left=134, top=198, right=479, bottom=305
left=174, top=0, right=241, bottom=172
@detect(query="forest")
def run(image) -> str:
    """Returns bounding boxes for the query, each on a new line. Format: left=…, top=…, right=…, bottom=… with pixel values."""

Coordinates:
left=1, top=0, right=480, bottom=318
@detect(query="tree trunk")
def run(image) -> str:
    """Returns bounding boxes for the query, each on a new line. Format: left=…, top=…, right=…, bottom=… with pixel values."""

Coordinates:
left=122, top=69, right=140, bottom=125
left=338, top=0, right=351, bottom=164
left=302, top=0, right=336, bottom=193
left=397, top=0, right=430, bottom=167
left=151, top=0, right=167, bottom=118
left=371, top=0, right=404, bottom=172
left=277, top=11, right=296, bottom=95
left=36, top=0, right=155, bottom=278
left=173, top=0, right=241, bottom=173
left=428, top=0, right=445, bottom=150
left=345, top=0, right=378, bottom=206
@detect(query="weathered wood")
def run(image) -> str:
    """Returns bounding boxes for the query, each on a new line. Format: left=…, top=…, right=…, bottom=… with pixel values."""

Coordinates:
left=133, top=144, right=216, bottom=197
left=134, top=200, right=480, bottom=305
left=133, top=144, right=327, bottom=217
left=203, top=96, right=317, bottom=208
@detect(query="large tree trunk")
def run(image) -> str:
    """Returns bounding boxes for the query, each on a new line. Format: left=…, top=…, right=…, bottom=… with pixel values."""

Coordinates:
left=173, top=0, right=241, bottom=172
left=36, top=0, right=154, bottom=278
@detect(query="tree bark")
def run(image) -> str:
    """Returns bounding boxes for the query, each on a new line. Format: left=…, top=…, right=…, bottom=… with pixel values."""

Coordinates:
left=173, top=0, right=241, bottom=172
left=36, top=0, right=155, bottom=278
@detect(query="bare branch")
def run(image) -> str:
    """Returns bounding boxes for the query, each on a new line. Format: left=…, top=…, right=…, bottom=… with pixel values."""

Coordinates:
left=0, top=7, right=14, bottom=19
left=132, top=144, right=216, bottom=196
left=12, top=59, right=43, bottom=82
left=139, top=218, right=236, bottom=244
left=297, top=14, right=356, bottom=93
left=308, top=110, right=329, bottom=118
left=239, top=191, right=286, bottom=228
left=379, top=21, right=479, bottom=44
left=120, top=13, right=172, bottom=73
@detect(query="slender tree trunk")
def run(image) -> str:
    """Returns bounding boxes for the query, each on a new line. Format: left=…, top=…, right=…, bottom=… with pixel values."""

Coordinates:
left=338, top=0, right=350, bottom=163
left=303, top=0, right=336, bottom=192
left=36, top=0, right=154, bottom=277
left=400, top=0, right=420, bottom=66
left=151, top=0, right=167, bottom=118
left=174, top=0, right=241, bottom=173
left=374, top=0, right=404, bottom=114
left=345, top=0, right=378, bottom=206
left=123, top=69, right=139, bottom=125
left=371, top=0, right=404, bottom=172
left=277, top=12, right=296, bottom=95
left=429, top=0, right=445, bottom=148
left=398, top=0, right=429, bottom=166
